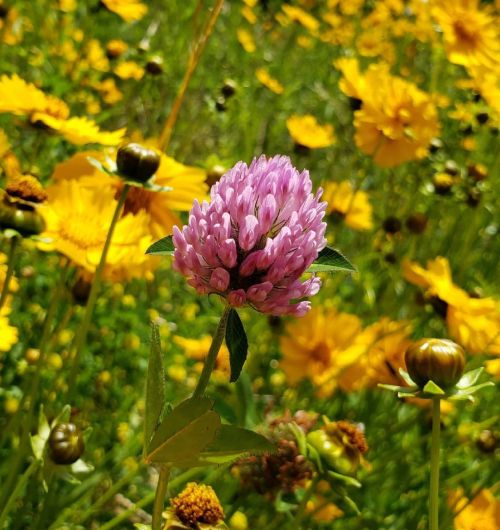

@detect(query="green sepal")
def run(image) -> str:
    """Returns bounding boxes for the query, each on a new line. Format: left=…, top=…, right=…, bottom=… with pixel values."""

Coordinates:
left=378, top=383, right=418, bottom=394
left=226, top=309, right=249, bottom=383
left=145, top=397, right=220, bottom=465
left=398, top=368, right=417, bottom=387
left=306, top=443, right=324, bottom=474
left=449, top=381, right=494, bottom=402
left=307, top=246, right=356, bottom=273
left=144, top=323, right=167, bottom=457
left=289, top=422, right=308, bottom=456
left=456, top=367, right=484, bottom=389
left=146, top=235, right=174, bottom=256
left=327, top=470, right=362, bottom=488
left=422, top=380, right=445, bottom=395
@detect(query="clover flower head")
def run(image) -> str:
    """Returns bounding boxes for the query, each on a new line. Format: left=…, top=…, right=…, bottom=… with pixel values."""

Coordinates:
left=173, top=155, right=327, bottom=316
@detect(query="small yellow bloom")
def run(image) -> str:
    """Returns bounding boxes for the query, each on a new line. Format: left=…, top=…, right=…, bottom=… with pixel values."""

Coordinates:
left=286, top=115, right=335, bottom=149
left=282, top=5, right=320, bottom=32
left=255, top=68, right=284, bottom=94
left=236, top=28, right=256, bottom=53
left=4, top=397, right=19, bottom=414
left=115, top=61, right=145, bottom=80
left=101, top=0, right=148, bottom=22
left=322, top=181, right=373, bottom=231
left=450, top=488, right=500, bottom=530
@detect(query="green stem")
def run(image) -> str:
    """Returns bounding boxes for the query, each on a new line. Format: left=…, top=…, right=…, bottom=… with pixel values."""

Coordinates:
left=152, top=465, right=171, bottom=530
left=192, top=306, right=231, bottom=399
left=66, top=184, right=130, bottom=397
left=293, top=474, right=320, bottom=530
left=429, top=397, right=441, bottom=530
left=0, top=459, right=39, bottom=528
left=0, top=236, right=19, bottom=310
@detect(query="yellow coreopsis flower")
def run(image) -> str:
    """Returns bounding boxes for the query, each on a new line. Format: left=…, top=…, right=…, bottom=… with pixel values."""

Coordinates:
left=338, top=318, right=413, bottom=391
left=335, top=60, right=440, bottom=167
left=0, top=310, right=18, bottom=352
left=101, top=0, right=148, bottom=23
left=114, top=61, right=145, bottom=80
left=322, top=181, right=373, bottom=231
left=432, top=0, right=500, bottom=71
left=51, top=147, right=208, bottom=239
left=354, top=73, right=440, bottom=167
left=282, top=5, right=320, bottom=33
left=280, top=307, right=368, bottom=397
left=286, top=115, right=335, bottom=149
left=451, top=488, right=500, bottom=530
left=403, top=257, right=500, bottom=355
left=236, top=28, right=256, bottom=53
left=174, top=335, right=230, bottom=380
left=255, top=68, right=284, bottom=94
left=39, top=180, right=155, bottom=281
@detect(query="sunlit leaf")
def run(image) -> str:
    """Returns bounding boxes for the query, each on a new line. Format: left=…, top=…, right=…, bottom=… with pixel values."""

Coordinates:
left=146, top=236, right=174, bottom=256
left=146, top=397, right=220, bottom=465
left=307, top=247, right=356, bottom=273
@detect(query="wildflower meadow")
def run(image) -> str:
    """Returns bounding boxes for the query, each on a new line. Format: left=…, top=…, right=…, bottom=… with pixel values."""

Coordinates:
left=0, top=1, right=499, bottom=529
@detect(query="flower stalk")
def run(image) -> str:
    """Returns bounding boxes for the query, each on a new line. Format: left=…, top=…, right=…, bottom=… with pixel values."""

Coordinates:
left=429, top=397, right=441, bottom=530
left=67, top=184, right=130, bottom=396
left=193, top=305, right=231, bottom=399
left=0, top=235, right=19, bottom=310
left=152, top=465, right=171, bottom=530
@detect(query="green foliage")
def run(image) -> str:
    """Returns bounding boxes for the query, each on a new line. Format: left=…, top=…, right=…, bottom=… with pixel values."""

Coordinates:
left=225, top=309, right=248, bottom=383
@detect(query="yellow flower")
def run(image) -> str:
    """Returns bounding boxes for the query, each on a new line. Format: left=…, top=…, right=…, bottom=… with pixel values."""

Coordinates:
left=237, top=28, right=256, bottom=53
left=451, top=488, right=500, bottom=530
left=59, top=0, right=76, bottom=12
left=355, top=72, right=439, bottom=167
left=84, top=39, right=110, bottom=72
left=485, top=358, right=500, bottom=379
left=0, top=310, right=18, bottom=352
left=0, top=128, right=10, bottom=158
left=286, top=115, right=335, bottom=148
left=0, top=7, right=25, bottom=45
left=338, top=318, right=413, bottom=391
left=106, top=39, right=128, bottom=58
left=94, top=78, right=123, bottom=105
left=51, top=147, right=207, bottom=239
left=280, top=307, right=367, bottom=397
left=32, top=114, right=125, bottom=146
left=282, top=5, right=320, bottom=33
left=101, top=0, right=148, bottom=23
left=322, top=181, right=373, bottom=231
left=403, top=257, right=500, bottom=355
left=255, top=68, right=284, bottom=94
left=0, top=74, right=69, bottom=120
left=114, top=61, right=145, bottom=80
left=39, top=180, right=155, bottom=281
left=432, top=0, right=500, bottom=71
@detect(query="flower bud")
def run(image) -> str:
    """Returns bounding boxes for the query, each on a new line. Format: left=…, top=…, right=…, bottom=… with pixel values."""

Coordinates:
left=406, top=212, right=428, bottom=234
left=0, top=190, right=45, bottom=236
left=382, top=216, right=402, bottom=234
left=116, top=143, right=160, bottom=183
left=48, top=423, right=85, bottom=465
left=145, top=56, right=164, bottom=75
left=221, top=79, right=237, bottom=98
left=476, top=430, right=498, bottom=454
left=405, top=338, right=465, bottom=389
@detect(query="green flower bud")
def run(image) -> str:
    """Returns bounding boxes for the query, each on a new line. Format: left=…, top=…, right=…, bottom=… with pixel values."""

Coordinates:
left=0, top=191, right=45, bottom=236
left=405, top=338, right=466, bottom=389
left=48, top=423, right=85, bottom=465
left=116, top=143, right=160, bottom=183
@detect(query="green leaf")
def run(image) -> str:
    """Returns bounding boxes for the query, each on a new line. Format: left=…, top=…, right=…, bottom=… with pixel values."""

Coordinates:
left=146, top=236, right=174, bottom=256
left=423, top=380, right=445, bottom=395
left=194, top=425, right=274, bottom=465
left=144, top=324, right=166, bottom=457
left=146, top=397, right=221, bottom=465
left=226, top=309, right=248, bottom=383
left=378, top=383, right=418, bottom=394
left=456, top=367, right=484, bottom=389
left=289, top=422, right=307, bottom=456
left=307, top=247, right=356, bottom=273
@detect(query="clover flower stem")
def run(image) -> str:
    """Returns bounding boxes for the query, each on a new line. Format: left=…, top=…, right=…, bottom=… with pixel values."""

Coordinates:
left=0, top=458, right=39, bottom=528
left=66, top=184, right=130, bottom=398
left=193, top=306, right=231, bottom=399
left=152, top=465, right=171, bottom=530
left=0, top=235, right=19, bottom=311
left=157, top=0, right=224, bottom=151
left=429, top=397, right=441, bottom=530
